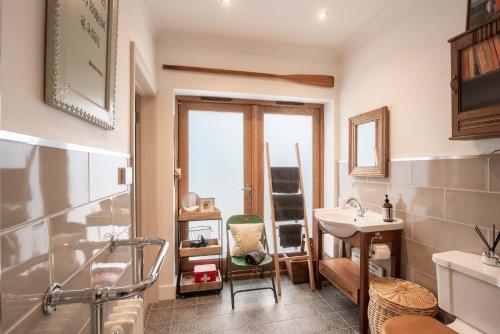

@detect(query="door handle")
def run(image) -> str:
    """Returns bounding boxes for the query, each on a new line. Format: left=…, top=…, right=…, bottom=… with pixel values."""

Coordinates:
left=241, top=186, right=252, bottom=205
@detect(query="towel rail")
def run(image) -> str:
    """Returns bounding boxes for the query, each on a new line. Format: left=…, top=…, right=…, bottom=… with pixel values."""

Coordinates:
left=42, top=237, right=168, bottom=333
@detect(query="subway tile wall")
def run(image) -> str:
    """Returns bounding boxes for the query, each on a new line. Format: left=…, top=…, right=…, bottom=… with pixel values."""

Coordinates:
left=0, top=138, right=132, bottom=334
left=338, top=155, right=500, bottom=294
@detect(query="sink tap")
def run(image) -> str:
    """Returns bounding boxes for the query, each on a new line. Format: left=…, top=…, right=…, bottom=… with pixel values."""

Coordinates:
left=345, top=198, right=366, bottom=217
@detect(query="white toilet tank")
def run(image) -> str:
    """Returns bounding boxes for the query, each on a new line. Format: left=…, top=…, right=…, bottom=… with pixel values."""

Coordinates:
left=433, top=251, right=500, bottom=334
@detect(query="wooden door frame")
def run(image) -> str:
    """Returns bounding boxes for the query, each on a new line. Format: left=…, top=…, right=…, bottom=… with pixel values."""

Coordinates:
left=175, top=96, right=324, bottom=222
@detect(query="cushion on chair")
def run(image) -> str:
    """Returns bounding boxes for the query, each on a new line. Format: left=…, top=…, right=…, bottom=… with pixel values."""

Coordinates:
left=229, top=223, right=265, bottom=257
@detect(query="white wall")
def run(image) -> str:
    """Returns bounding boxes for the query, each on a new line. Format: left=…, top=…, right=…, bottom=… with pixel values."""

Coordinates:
left=0, top=0, right=155, bottom=153
left=143, top=31, right=337, bottom=298
left=337, top=0, right=500, bottom=160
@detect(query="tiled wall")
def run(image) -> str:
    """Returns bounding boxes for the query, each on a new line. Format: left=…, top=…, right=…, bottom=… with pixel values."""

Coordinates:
left=338, top=155, right=500, bottom=294
left=0, top=136, right=133, bottom=334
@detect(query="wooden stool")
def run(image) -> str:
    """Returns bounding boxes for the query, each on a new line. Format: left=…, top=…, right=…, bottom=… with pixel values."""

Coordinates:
left=382, top=315, right=457, bottom=334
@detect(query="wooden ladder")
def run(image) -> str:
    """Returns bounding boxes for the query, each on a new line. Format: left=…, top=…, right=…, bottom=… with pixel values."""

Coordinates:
left=265, top=142, right=316, bottom=295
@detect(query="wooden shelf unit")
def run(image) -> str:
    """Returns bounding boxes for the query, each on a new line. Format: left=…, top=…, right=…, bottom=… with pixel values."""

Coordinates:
left=176, top=209, right=223, bottom=296
left=319, top=258, right=376, bottom=304
left=449, top=18, right=500, bottom=140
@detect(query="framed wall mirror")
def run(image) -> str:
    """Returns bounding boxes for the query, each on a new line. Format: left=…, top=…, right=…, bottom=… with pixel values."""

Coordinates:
left=349, top=106, right=389, bottom=177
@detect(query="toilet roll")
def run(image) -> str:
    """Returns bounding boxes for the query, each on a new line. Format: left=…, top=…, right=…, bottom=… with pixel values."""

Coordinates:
left=371, top=244, right=391, bottom=260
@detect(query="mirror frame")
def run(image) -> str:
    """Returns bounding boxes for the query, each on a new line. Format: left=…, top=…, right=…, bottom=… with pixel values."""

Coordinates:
left=348, top=106, right=389, bottom=177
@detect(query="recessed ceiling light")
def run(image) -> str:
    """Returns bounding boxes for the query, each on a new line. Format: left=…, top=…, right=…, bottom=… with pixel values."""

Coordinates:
left=318, top=10, right=328, bottom=20
left=221, top=0, right=231, bottom=5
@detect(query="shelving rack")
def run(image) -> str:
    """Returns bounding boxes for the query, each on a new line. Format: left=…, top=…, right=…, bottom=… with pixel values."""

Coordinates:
left=176, top=210, right=223, bottom=296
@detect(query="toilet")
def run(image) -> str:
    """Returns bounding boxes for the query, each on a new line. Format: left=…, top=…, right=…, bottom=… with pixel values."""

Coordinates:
left=383, top=251, right=500, bottom=334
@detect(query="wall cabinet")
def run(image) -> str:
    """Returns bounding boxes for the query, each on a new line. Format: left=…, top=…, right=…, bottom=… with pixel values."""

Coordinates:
left=449, top=18, right=500, bottom=140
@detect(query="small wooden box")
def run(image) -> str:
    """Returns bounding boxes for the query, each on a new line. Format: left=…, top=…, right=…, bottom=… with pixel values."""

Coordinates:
left=285, top=253, right=311, bottom=284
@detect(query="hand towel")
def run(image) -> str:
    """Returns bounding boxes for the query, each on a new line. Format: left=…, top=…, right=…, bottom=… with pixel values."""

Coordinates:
left=273, top=194, right=304, bottom=221
left=279, top=224, right=303, bottom=248
left=270, top=167, right=300, bottom=193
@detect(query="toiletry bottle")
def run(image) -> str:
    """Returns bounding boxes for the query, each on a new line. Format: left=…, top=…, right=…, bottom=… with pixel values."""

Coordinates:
left=382, top=194, right=393, bottom=222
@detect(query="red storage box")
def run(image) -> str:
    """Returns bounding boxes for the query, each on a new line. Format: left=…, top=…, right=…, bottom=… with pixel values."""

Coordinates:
left=194, top=264, right=217, bottom=283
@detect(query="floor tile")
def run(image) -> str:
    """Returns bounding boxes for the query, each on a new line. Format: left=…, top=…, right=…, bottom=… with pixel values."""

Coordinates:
left=145, top=277, right=362, bottom=334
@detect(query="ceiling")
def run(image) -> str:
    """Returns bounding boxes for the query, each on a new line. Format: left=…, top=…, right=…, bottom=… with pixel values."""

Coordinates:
left=144, top=0, right=399, bottom=50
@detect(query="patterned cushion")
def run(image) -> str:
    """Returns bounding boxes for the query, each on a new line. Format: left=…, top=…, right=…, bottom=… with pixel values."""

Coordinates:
left=229, top=223, right=265, bottom=257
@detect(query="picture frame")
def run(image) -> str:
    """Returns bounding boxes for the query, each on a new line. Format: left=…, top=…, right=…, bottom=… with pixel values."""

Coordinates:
left=467, top=0, right=500, bottom=30
left=45, top=0, right=119, bottom=129
left=199, top=198, right=215, bottom=212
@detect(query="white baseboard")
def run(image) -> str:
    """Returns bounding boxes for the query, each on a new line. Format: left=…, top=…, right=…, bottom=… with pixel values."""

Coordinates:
left=158, top=284, right=176, bottom=300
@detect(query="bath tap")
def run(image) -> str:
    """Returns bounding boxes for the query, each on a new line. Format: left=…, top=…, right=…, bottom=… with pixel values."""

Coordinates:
left=345, top=197, right=366, bottom=217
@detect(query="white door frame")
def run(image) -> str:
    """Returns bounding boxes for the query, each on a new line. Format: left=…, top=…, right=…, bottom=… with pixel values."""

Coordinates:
left=129, top=42, right=156, bottom=296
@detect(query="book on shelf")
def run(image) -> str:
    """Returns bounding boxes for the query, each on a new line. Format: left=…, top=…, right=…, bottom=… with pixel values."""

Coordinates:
left=462, top=35, right=500, bottom=80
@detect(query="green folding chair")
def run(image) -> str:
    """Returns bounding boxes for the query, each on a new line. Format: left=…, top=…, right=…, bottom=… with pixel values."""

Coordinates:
left=226, top=214, right=278, bottom=309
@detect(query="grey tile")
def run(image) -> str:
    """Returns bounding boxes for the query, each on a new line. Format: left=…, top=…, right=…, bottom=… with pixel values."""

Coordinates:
left=146, top=278, right=363, bottom=334
left=172, top=305, right=197, bottom=323
left=89, top=153, right=128, bottom=201
left=412, top=158, right=487, bottom=190
left=445, top=189, right=500, bottom=228
left=169, top=319, right=197, bottom=334
left=324, top=295, right=356, bottom=311
left=147, top=306, right=174, bottom=325
left=489, top=155, right=500, bottom=191
left=273, top=315, right=326, bottom=334
left=197, top=293, right=219, bottom=305
left=194, top=313, right=224, bottom=332
left=1, top=220, right=50, bottom=332
left=156, top=299, right=175, bottom=308
left=319, top=311, right=351, bottom=331
left=284, top=301, right=317, bottom=318
left=337, top=309, right=360, bottom=327
left=174, top=296, right=197, bottom=307
left=0, top=142, right=89, bottom=230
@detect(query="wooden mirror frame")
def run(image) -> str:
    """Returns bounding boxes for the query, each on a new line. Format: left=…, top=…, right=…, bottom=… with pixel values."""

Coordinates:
left=348, top=106, right=389, bottom=177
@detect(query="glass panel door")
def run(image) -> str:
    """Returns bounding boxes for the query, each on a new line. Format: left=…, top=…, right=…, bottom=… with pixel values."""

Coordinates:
left=178, top=103, right=252, bottom=257
left=263, top=113, right=314, bottom=253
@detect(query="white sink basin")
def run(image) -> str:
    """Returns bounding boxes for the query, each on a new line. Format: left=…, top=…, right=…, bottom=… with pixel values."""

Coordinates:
left=314, top=207, right=404, bottom=237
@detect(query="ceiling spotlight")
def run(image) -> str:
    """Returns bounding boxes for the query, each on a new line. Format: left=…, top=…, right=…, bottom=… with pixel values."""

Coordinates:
left=221, top=0, right=231, bottom=5
left=318, top=10, right=328, bottom=20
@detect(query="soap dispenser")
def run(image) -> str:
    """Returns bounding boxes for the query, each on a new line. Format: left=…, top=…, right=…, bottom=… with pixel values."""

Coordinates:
left=382, top=194, right=393, bottom=222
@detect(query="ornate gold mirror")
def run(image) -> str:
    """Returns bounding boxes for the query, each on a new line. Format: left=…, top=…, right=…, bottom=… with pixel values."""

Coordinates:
left=349, top=106, right=389, bottom=177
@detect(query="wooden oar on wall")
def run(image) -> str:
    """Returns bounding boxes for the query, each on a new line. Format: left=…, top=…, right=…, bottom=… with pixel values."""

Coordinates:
left=162, top=64, right=334, bottom=88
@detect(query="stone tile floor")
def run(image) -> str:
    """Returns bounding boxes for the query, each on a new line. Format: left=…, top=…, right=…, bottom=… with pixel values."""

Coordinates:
left=145, top=277, right=361, bottom=334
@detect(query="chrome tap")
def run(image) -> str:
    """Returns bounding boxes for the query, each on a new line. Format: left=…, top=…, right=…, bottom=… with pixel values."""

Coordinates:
left=345, top=197, right=366, bottom=217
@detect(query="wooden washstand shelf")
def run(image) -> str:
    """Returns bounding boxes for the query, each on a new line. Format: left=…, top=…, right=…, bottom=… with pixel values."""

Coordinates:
left=179, top=270, right=223, bottom=294
left=315, top=224, right=402, bottom=334
left=319, top=258, right=376, bottom=304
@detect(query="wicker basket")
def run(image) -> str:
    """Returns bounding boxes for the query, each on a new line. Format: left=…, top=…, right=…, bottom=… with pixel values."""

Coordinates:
left=368, top=277, right=438, bottom=334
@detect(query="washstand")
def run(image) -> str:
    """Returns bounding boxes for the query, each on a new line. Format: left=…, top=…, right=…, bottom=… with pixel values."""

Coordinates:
left=314, top=206, right=404, bottom=334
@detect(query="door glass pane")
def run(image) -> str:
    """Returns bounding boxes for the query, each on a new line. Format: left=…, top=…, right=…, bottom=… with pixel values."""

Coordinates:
left=188, top=110, right=244, bottom=256
left=264, top=113, right=313, bottom=253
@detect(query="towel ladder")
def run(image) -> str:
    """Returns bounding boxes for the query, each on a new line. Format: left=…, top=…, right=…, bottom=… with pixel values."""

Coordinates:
left=265, top=142, right=316, bottom=295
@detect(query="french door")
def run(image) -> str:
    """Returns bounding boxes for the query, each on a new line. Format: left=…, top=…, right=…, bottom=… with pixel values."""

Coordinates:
left=177, top=98, right=323, bottom=255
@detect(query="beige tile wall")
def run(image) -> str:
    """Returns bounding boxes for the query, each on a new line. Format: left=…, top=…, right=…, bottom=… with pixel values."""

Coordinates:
left=0, top=138, right=132, bottom=334
left=338, top=155, right=500, bottom=294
